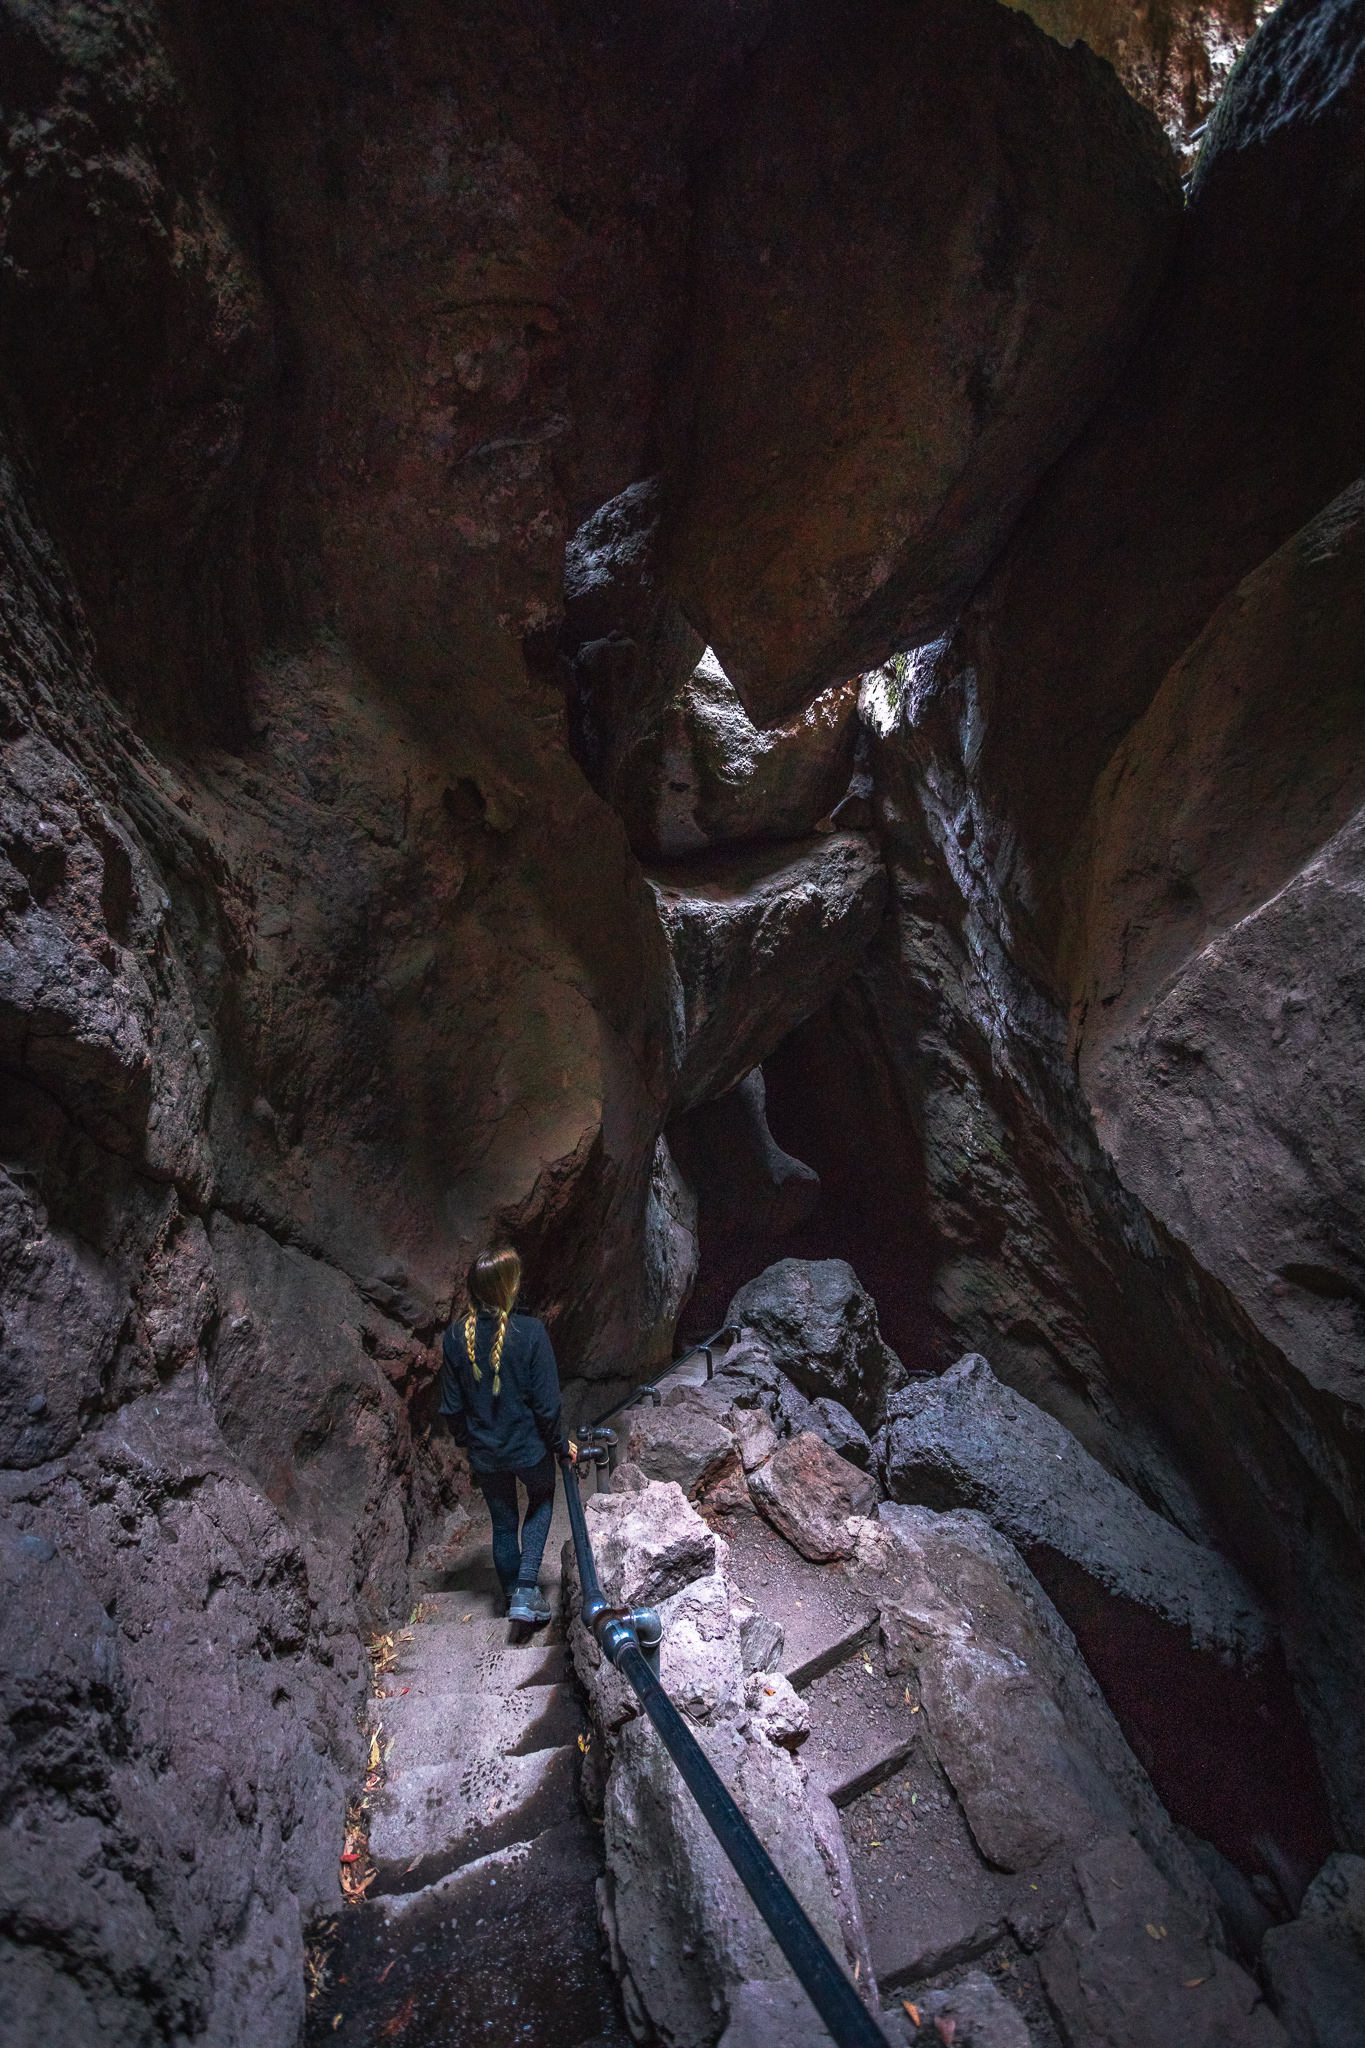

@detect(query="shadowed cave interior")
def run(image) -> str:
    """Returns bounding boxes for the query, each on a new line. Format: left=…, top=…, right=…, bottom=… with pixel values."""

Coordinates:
left=2, top=2, right=1365, bottom=2046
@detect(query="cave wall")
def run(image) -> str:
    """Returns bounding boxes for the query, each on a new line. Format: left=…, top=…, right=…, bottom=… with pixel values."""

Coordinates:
left=3, top=0, right=1365, bottom=2038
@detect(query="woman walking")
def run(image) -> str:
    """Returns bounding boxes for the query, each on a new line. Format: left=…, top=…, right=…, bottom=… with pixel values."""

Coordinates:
left=438, top=1246, right=564, bottom=1627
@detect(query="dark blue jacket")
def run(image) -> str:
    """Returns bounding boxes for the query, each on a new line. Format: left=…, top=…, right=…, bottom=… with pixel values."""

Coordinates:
left=438, top=1308, right=562, bottom=1473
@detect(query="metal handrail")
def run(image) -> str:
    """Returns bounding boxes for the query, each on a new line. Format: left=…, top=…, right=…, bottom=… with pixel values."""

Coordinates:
left=557, top=1450, right=886, bottom=2048
left=587, top=1323, right=742, bottom=1433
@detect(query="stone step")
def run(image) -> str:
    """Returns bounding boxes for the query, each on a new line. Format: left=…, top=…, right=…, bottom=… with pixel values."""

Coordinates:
left=368, top=1682, right=583, bottom=1770
left=841, top=1752, right=1012, bottom=1994
left=719, top=1511, right=880, bottom=1688
left=391, top=1623, right=569, bottom=1695
left=367, top=1741, right=580, bottom=1889
left=800, top=1646, right=926, bottom=1806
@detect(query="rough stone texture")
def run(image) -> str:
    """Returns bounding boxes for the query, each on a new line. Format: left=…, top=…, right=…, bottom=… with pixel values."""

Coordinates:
left=621, top=1401, right=738, bottom=1501
left=1007, top=0, right=1273, bottom=164
left=729, top=1407, right=779, bottom=1474
left=3, top=0, right=1365, bottom=2037
left=1262, top=1854, right=1365, bottom=2048
left=861, top=1505, right=1202, bottom=1889
left=573, top=1467, right=875, bottom=2044
left=881, top=1354, right=1269, bottom=1661
left=786, top=664, right=1365, bottom=1862
left=749, top=1432, right=878, bottom=1562
left=1066, top=481, right=1365, bottom=1416
left=590, top=641, right=861, bottom=862
left=904, top=1968, right=1031, bottom=2048
left=727, top=1259, right=908, bottom=1430
left=1040, top=1831, right=1289, bottom=2047
left=662, top=0, right=1181, bottom=723
left=0, top=1378, right=367, bottom=2048
left=650, top=833, right=889, bottom=1113
left=812, top=1399, right=875, bottom=1472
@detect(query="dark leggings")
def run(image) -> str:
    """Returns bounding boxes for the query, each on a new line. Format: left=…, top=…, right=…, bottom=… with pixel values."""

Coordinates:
left=476, top=1452, right=557, bottom=1595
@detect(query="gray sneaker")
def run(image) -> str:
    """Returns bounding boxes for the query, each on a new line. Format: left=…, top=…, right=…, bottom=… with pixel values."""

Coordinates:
left=507, top=1583, right=551, bottom=1625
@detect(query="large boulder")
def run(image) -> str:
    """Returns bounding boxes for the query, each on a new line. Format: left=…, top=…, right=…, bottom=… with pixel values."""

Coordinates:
left=851, top=1505, right=1288, bottom=2044
left=748, top=1431, right=878, bottom=1561
left=621, top=1399, right=738, bottom=1500
left=878, top=1356, right=1342, bottom=1883
left=727, top=1259, right=907, bottom=1429
left=1262, top=1854, right=1365, bottom=2047
left=597, top=645, right=861, bottom=861
left=662, top=0, right=1180, bottom=722
left=880, top=1354, right=1268, bottom=1661
left=651, top=837, right=888, bottom=1112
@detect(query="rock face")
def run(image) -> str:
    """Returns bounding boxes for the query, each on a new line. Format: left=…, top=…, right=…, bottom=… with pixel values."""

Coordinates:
left=1262, top=1854, right=1365, bottom=2048
left=662, top=0, right=1181, bottom=722
left=1066, top=480, right=1365, bottom=1414
left=4, top=0, right=1365, bottom=2037
left=650, top=834, right=888, bottom=1111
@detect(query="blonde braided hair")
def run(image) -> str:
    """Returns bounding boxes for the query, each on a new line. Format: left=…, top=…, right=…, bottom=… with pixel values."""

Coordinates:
left=463, top=1246, right=522, bottom=1399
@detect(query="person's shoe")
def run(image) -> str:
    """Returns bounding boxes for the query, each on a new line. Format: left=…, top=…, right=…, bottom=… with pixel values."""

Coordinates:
left=507, top=1582, right=552, bottom=1626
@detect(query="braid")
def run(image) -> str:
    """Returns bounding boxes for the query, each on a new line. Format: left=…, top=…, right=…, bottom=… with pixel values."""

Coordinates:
left=490, top=1309, right=509, bottom=1397
left=464, top=1305, right=479, bottom=1380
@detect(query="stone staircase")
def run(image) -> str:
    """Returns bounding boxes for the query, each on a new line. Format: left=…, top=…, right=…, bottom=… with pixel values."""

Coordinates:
left=303, top=1490, right=630, bottom=2047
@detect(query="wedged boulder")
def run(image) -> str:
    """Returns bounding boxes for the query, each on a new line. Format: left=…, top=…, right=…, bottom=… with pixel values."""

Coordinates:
left=651, top=835, right=888, bottom=1112
left=729, top=1407, right=778, bottom=1474
left=621, top=1399, right=737, bottom=1499
left=727, top=1258, right=907, bottom=1429
left=749, top=1431, right=878, bottom=1561
left=811, top=1398, right=873, bottom=1471
left=669, top=1067, right=821, bottom=1242
left=880, top=1354, right=1268, bottom=1661
left=663, top=0, right=1180, bottom=721
left=599, top=643, right=861, bottom=860
left=1262, top=1854, right=1365, bottom=2048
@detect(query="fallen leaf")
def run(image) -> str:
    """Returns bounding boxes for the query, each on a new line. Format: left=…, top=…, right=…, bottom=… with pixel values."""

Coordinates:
left=854, top=1958, right=861, bottom=1982
left=379, top=1961, right=396, bottom=1983
left=935, top=2021, right=956, bottom=2045
left=871, top=1840, right=884, bottom=1847
left=764, top=1688, right=776, bottom=1697
left=340, top=1853, right=360, bottom=1865
left=1145, top=1923, right=1168, bottom=1941
left=903, top=2003, right=921, bottom=2025
left=333, top=2017, right=343, bottom=2032
left=1184, top=1978, right=1206, bottom=1988
left=382, top=1994, right=416, bottom=2038
left=404, top=1856, right=421, bottom=1873
left=461, top=1614, right=473, bottom=1624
